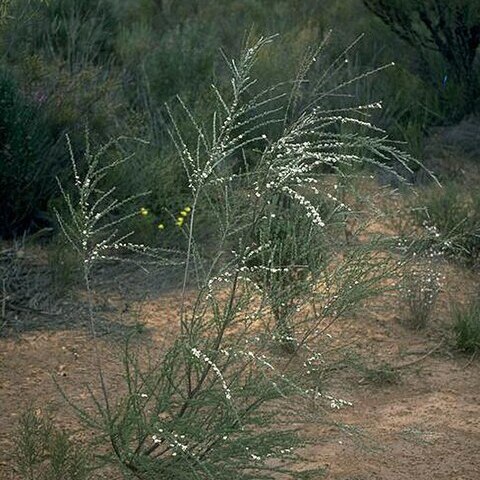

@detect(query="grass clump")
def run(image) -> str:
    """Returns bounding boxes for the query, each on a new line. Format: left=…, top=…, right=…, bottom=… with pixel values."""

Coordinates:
left=453, top=299, right=480, bottom=354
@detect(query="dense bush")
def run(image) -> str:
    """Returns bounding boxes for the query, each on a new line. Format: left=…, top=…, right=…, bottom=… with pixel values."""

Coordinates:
left=1, top=0, right=467, bottom=240
left=0, top=69, right=64, bottom=238
left=3, top=0, right=118, bottom=69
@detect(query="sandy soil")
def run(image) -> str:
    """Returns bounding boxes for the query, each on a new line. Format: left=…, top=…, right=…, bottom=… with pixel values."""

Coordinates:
left=1, top=262, right=479, bottom=480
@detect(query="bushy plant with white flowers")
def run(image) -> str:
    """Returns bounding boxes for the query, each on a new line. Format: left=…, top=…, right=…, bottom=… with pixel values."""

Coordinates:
left=396, top=226, right=446, bottom=329
left=413, top=183, right=480, bottom=268
left=51, top=35, right=425, bottom=479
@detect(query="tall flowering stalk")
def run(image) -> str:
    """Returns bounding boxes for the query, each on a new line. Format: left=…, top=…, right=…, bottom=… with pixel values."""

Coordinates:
left=55, top=131, right=181, bottom=416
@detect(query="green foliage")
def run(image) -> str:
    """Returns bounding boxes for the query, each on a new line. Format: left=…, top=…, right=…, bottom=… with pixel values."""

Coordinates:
left=3, top=0, right=117, bottom=69
left=372, top=67, right=433, bottom=160
left=0, top=0, right=456, bottom=239
left=362, top=362, right=401, bottom=385
left=53, top=132, right=178, bottom=277
left=0, top=68, right=64, bottom=238
left=362, top=0, right=480, bottom=119
left=144, top=22, right=217, bottom=104
left=1, top=1, right=478, bottom=474
left=15, top=409, right=91, bottom=480
left=2, top=0, right=125, bottom=131
left=453, top=299, right=480, bottom=354
left=69, top=337, right=324, bottom=480
left=414, top=184, right=480, bottom=267
left=246, top=198, right=333, bottom=352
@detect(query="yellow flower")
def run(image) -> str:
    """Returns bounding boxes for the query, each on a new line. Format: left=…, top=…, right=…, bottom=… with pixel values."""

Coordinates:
left=176, top=217, right=184, bottom=227
left=140, top=207, right=149, bottom=216
left=157, top=223, right=165, bottom=230
left=180, top=210, right=188, bottom=217
left=184, top=206, right=191, bottom=213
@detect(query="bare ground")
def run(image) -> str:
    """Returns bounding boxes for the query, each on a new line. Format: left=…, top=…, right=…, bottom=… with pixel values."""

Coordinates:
left=1, top=260, right=479, bottom=480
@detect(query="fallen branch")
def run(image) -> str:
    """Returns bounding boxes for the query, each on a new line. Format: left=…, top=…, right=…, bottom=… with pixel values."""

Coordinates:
left=392, top=339, right=445, bottom=370
left=463, top=351, right=477, bottom=369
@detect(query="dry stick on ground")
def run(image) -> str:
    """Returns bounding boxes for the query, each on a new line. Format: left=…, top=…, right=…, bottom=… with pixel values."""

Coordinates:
left=392, top=339, right=446, bottom=370
left=463, top=351, right=477, bottom=369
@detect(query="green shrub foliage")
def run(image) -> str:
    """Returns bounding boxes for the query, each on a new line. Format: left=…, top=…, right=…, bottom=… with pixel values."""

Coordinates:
left=453, top=299, right=480, bottom=354
left=362, top=0, right=480, bottom=118
left=0, top=69, right=64, bottom=237
left=415, top=184, right=480, bottom=268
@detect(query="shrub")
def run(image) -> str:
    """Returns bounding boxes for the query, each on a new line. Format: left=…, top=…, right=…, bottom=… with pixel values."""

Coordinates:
left=244, top=197, right=333, bottom=352
left=414, top=184, right=480, bottom=267
left=52, top=36, right=419, bottom=479
left=15, top=408, right=91, bottom=480
left=141, top=21, right=218, bottom=104
left=399, top=255, right=443, bottom=329
left=453, top=299, right=480, bottom=354
left=3, top=0, right=117, bottom=70
left=0, top=68, right=65, bottom=238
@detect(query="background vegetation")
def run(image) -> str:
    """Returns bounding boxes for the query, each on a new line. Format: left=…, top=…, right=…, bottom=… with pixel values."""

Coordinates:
left=0, top=0, right=478, bottom=240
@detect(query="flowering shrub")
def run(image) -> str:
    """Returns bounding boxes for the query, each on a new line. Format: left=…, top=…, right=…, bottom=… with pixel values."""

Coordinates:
left=414, top=183, right=480, bottom=268
left=397, top=230, right=445, bottom=329
left=0, top=68, right=64, bottom=237
left=50, top=35, right=421, bottom=479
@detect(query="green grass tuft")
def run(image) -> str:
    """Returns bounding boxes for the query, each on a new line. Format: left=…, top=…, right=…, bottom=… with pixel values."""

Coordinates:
left=453, top=299, right=480, bottom=354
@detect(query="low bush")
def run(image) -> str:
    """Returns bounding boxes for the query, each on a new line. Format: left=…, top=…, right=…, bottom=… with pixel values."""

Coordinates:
left=15, top=408, right=91, bottom=480
left=399, top=260, right=443, bottom=330
left=413, top=183, right=480, bottom=268
left=453, top=299, right=480, bottom=354
left=0, top=69, right=65, bottom=238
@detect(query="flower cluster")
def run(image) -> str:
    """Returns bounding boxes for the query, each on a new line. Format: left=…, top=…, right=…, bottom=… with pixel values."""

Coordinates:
left=176, top=206, right=191, bottom=228
left=138, top=205, right=191, bottom=230
left=152, top=428, right=192, bottom=457
left=191, top=347, right=232, bottom=402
